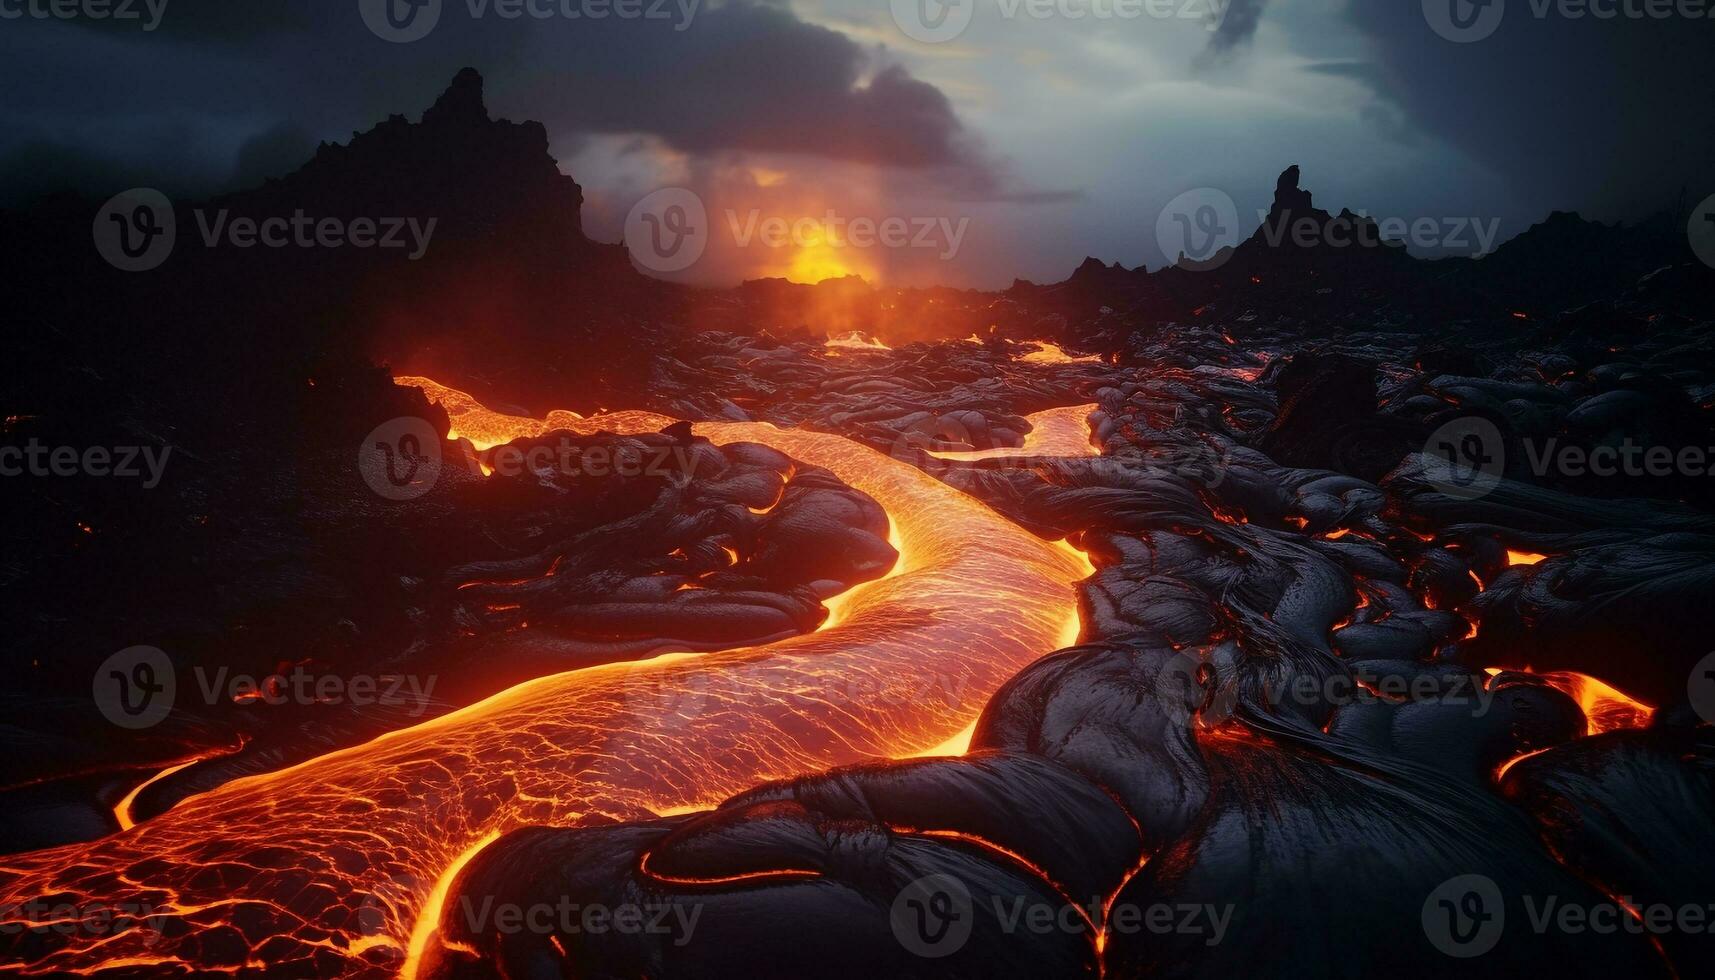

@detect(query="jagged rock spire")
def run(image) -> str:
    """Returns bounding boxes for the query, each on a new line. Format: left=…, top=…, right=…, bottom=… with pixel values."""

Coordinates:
left=423, top=67, right=488, bottom=128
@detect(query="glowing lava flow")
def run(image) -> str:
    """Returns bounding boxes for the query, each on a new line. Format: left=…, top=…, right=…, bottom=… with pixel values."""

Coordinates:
left=1017, top=341, right=1103, bottom=365
left=927, top=404, right=1101, bottom=461
left=1489, top=668, right=1655, bottom=781
left=0, top=381, right=1088, bottom=978
left=822, top=332, right=891, bottom=353
left=1482, top=668, right=1654, bottom=737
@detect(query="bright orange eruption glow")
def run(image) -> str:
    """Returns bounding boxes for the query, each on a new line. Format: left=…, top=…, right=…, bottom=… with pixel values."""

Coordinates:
left=0, top=379, right=1089, bottom=977
left=786, top=224, right=869, bottom=284
left=1506, top=550, right=1548, bottom=566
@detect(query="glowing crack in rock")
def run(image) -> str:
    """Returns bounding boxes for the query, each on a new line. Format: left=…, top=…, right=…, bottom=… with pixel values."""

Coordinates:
left=0, top=379, right=1089, bottom=978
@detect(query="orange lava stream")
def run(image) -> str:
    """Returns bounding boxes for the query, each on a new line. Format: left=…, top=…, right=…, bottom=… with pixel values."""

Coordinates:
left=1489, top=668, right=1655, bottom=781
left=926, top=405, right=1101, bottom=461
left=1535, top=671, right=1655, bottom=736
left=0, top=380, right=1087, bottom=978
left=821, top=332, right=891, bottom=353
left=1016, top=341, right=1102, bottom=365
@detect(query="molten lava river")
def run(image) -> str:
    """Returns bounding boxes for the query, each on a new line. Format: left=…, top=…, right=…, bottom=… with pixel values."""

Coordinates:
left=0, top=379, right=1091, bottom=977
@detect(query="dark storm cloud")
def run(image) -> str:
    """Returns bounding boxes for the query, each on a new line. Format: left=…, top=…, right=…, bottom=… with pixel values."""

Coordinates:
left=0, top=0, right=993, bottom=203
left=1340, top=4, right=1715, bottom=219
left=507, top=4, right=982, bottom=169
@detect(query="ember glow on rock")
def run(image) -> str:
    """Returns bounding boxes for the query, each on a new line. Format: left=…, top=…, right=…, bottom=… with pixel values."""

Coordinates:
left=0, top=380, right=1087, bottom=976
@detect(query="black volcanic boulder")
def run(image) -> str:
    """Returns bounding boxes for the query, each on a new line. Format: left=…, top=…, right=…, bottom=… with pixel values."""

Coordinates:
left=1259, top=351, right=1417, bottom=478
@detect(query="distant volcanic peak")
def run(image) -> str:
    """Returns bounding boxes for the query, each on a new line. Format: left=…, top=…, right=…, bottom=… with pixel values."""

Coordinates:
left=1072, top=256, right=1128, bottom=278
left=1242, top=164, right=1398, bottom=258
left=423, top=67, right=489, bottom=129
left=1272, top=164, right=1314, bottom=216
left=228, top=68, right=591, bottom=250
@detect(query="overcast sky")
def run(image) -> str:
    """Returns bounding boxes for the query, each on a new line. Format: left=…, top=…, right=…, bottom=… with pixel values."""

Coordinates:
left=3, top=0, right=1710, bottom=286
